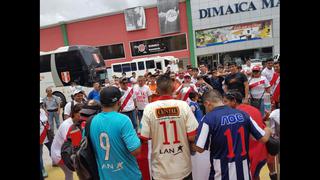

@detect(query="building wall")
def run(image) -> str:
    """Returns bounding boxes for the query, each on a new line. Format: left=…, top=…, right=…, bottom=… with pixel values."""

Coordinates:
left=40, top=3, right=190, bottom=67
left=40, top=26, right=64, bottom=52
left=190, top=0, right=280, bottom=57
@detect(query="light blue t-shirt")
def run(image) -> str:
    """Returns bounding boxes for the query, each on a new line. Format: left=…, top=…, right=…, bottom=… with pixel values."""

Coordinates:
left=90, top=111, right=142, bottom=180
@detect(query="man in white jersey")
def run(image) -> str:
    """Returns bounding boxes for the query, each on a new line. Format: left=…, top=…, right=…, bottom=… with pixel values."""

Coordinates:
left=175, top=73, right=198, bottom=103
left=140, top=75, right=199, bottom=180
left=261, top=58, right=274, bottom=82
left=134, top=76, right=152, bottom=123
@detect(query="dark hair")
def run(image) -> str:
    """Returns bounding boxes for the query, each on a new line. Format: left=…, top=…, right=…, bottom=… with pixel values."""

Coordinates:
left=224, top=90, right=243, bottom=104
left=187, top=66, right=193, bottom=70
left=193, top=68, right=199, bottom=71
left=274, top=61, right=280, bottom=65
left=156, top=74, right=173, bottom=94
left=266, top=58, right=274, bottom=62
left=228, top=62, right=237, bottom=66
left=189, top=91, right=198, bottom=100
left=202, top=89, right=223, bottom=103
left=71, top=103, right=84, bottom=118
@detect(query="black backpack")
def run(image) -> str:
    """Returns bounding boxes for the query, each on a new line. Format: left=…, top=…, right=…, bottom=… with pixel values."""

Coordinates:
left=74, top=116, right=100, bottom=180
left=61, top=120, right=83, bottom=172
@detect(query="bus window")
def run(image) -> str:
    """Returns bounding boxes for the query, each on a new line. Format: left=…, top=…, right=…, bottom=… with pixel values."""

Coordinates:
left=146, top=60, right=155, bottom=69
left=40, top=55, right=51, bottom=73
left=122, top=63, right=131, bottom=72
left=138, top=61, right=145, bottom=70
left=113, top=64, right=122, bottom=72
left=164, top=60, right=170, bottom=67
left=156, top=62, right=162, bottom=70
left=55, top=50, right=86, bottom=85
left=131, top=63, right=137, bottom=71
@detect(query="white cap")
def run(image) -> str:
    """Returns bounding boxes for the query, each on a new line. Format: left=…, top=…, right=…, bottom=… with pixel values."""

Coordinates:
left=73, top=89, right=83, bottom=96
left=40, top=97, right=43, bottom=103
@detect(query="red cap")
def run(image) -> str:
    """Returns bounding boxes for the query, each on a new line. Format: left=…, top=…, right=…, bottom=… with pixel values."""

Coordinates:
left=252, top=65, right=261, bottom=71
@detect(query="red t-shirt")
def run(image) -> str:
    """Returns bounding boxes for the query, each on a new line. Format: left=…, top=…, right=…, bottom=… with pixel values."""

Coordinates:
left=237, top=104, right=268, bottom=178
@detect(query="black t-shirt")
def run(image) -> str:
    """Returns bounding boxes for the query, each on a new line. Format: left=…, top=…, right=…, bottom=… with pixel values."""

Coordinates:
left=210, top=76, right=225, bottom=95
left=224, top=72, right=248, bottom=97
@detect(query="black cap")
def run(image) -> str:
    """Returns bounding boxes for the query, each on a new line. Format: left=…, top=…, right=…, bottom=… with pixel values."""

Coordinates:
left=100, top=87, right=122, bottom=106
left=120, top=78, right=128, bottom=84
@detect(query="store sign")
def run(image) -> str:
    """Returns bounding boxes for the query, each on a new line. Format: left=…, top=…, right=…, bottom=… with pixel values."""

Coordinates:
left=199, top=0, right=280, bottom=19
left=130, top=34, right=187, bottom=57
left=195, top=20, right=272, bottom=48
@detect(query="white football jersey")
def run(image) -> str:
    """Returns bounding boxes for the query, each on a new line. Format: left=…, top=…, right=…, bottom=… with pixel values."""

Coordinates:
left=140, top=97, right=198, bottom=179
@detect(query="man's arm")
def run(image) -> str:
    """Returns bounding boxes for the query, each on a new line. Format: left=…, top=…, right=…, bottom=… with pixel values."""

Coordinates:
left=259, top=127, right=271, bottom=143
left=130, top=146, right=141, bottom=157
left=243, top=81, right=249, bottom=104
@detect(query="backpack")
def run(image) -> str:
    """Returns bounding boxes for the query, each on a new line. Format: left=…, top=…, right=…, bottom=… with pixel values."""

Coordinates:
left=61, top=120, right=83, bottom=172
left=74, top=116, right=100, bottom=180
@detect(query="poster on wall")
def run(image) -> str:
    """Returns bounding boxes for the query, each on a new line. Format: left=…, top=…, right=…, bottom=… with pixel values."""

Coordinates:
left=157, top=0, right=180, bottom=34
left=124, top=6, right=146, bottom=31
left=195, top=20, right=272, bottom=48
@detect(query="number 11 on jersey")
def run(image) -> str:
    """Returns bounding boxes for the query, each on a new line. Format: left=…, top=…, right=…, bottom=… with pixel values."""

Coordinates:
left=160, top=120, right=180, bottom=145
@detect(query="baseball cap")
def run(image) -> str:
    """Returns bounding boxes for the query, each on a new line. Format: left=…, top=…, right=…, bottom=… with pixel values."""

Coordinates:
left=184, top=73, right=191, bottom=78
left=120, top=78, right=128, bottom=84
left=100, top=87, right=123, bottom=106
left=40, top=97, right=43, bottom=104
left=73, top=89, right=83, bottom=96
left=252, top=65, right=261, bottom=71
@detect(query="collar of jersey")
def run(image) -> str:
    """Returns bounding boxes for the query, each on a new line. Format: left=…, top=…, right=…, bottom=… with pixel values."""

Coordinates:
left=213, top=105, right=228, bottom=111
left=157, top=95, right=174, bottom=100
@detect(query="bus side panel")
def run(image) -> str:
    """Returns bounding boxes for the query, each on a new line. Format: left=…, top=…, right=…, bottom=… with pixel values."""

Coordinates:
left=51, top=54, right=64, bottom=87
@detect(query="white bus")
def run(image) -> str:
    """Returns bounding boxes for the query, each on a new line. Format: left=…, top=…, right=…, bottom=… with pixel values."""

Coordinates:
left=40, top=45, right=107, bottom=107
left=111, top=56, right=179, bottom=77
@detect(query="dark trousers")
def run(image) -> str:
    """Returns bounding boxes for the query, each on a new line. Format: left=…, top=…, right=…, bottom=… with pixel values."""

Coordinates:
left=152, top=173, right=192, bottom=180
left=137, top=110, right=144, bottom=122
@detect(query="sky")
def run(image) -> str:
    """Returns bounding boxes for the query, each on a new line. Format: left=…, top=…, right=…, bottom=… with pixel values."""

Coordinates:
left=40, top=0, right=157, bottom=27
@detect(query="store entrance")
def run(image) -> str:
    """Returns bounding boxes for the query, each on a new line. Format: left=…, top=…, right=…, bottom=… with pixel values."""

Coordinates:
left=219, top=47, right=273, bottom=65
left=197, top=54, right=218, bottom=70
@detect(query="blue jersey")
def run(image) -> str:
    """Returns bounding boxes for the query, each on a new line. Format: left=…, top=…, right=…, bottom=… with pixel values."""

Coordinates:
left=88, top=90, right=100, bottom=102
left=189, top=101, right=203, bottom=123
left=195, top=106, right=265, bottom=180
left=90, top=112, right=142, bottom=180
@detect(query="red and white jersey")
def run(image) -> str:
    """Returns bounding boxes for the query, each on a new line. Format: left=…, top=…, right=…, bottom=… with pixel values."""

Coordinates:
left=270, top=72, right=280, bottom=103
left=40, top=109, right=48, bottom=144
left=140, top=96, right=198, bottom=180
left=119, top=87, right=136, bottom=112
left=134, top=85, right=152, bottom=110
left=176, top=84, right=198, bottom=103
left=51, top=118, right=73, bottom=165
left=249, top=76, right=270, bottom=99
left=261, top=67, right=274, bottom=82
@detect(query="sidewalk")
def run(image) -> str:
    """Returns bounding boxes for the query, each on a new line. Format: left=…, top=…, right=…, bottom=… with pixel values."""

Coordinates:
left=42, top=145, right=272, bottom=180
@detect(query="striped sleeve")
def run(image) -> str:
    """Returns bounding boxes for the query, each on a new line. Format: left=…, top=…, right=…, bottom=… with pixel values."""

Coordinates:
left=195, top=116, right=210, bottom=149
left=248, top=116, right=265, bottom=140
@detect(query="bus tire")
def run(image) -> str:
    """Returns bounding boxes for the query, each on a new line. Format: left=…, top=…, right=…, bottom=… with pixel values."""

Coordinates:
left=53, top=91, right=66, bottom=108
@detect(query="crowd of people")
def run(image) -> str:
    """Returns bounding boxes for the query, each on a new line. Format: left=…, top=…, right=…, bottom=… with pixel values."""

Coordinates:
left=40, top=57, right=280, bottom=180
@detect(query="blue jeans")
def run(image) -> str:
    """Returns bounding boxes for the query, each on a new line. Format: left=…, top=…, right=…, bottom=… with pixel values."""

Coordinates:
left=48, top=111, right=60, bottom=129
left=259, top=99, right=265, bottom=117
left=137, top=110, right=144, bottom=122
left=121, top=110, right=137, bottom=130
